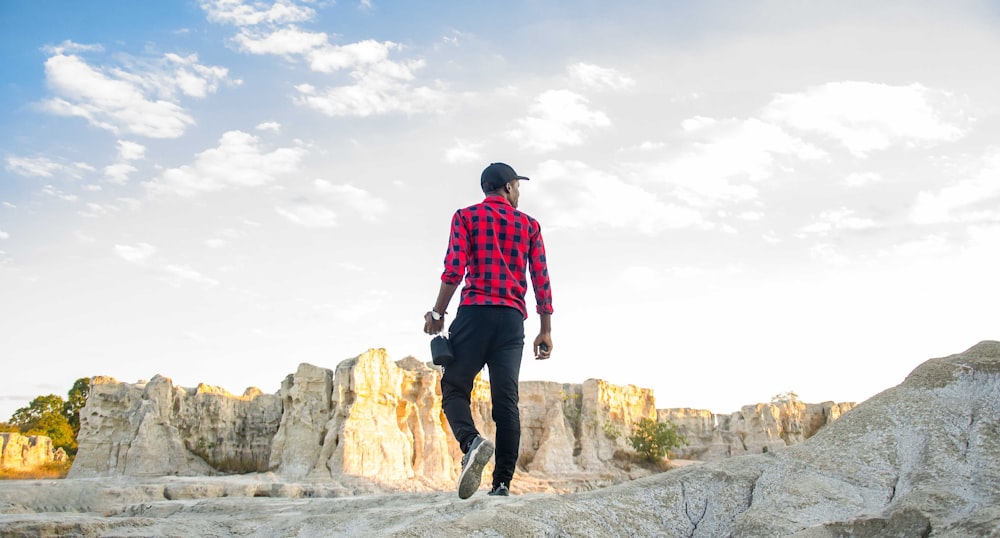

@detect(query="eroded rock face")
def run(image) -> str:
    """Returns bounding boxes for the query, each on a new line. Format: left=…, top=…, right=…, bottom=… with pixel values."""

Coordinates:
left=70, top=375, right=281, bottom=478
left=661, top=400, right=856, bottom=461
left=0, top=433, right=67, bottom=470
left=7, top=342, right=999, bottom=538
left=69, top=348, right=847, bottom=485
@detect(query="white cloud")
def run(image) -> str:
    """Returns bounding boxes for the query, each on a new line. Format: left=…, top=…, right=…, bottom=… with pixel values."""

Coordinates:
left=568, top=63, right=635, bottom=91
left=115, top=242, right=157, bottom=264
left=104, top=163, right=138, bottom=184
left=639, top=118, right=826, bottom=207
left=879, top=234, right=952, bottom=259
left=103, top=140, right=146, bottom=184
left=444, top=140, right=483, bottom=164
left=233, top=26, right=328, bottom=56
left=294, top=70, right=446, bottom=117
left=314, top=180, right=388, bottom=221
left=6, top=156, right=63, bottom=178
left=809, top=243, right=850, bottom=266
left=911, top=149, right=1000, bottom=224
left=80, top=197, right=139, bottom=218
left=147, top=130, right=306, bottom=196
left=276, top=204, right=338, bottom=228
left=232, top=24, right=447, bottom=117
left=800, top=207, right=877, bottom=235
left=40, top=48, right=234, bottom=139
left=0, top=229, right=8, bottom=240
left=763, top=81, right=968, bottom=157
left=200, top=0, right=315, bottom=26
left=737, top=211, right=764, bottom=221
left=533, top=160, right=707, bottom=234
left=5, top=156, right=95, bottom=180
left=41, top=185, right=78, bottom=202
left=681, top=116, right=718, bottom=132
left=42, top=40, right=104, bottom=55
left=844, top=171, right=883, bottom=187
left=256, top=121, right=281, bottom=132
left=507, top=90, right=611, bottom=152
left=307, top=39, right=404, bottom=73
left=161, top=53, right=236, bottom=98
left=165, top=264, right=219, bottom=288
left=117, top=140, right=146, bottom=161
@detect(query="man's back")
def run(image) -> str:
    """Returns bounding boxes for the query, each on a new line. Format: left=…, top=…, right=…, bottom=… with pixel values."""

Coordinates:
left=444, top=196, right=548, bottom=318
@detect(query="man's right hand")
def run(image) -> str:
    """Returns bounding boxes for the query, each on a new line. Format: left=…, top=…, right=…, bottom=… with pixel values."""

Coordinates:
left=423, top=312, right=445, bottom=335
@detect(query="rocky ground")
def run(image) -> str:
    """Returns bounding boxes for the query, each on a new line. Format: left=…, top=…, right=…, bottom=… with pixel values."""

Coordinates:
left=2, top=341, right=999, bottom=537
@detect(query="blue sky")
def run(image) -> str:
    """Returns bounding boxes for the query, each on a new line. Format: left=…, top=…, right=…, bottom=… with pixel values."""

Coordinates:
left=2, top=0, right=999, bottom=421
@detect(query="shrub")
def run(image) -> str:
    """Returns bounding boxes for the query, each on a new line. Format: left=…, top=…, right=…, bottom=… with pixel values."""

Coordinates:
left=627, top=418, right=687, bottom=462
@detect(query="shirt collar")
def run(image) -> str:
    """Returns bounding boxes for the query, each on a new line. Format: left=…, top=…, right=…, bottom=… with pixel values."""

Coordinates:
left=483, top=194, right=512, bottom=207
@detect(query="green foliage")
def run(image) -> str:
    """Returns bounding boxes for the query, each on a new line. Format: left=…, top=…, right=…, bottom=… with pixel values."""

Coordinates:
left=64, top=377, right=91, bottom=438
left=7, top=378, right=91, bottom=457
left=0, top=422, right=14, bottom=432
left=602, top=421, right=621, bottom=440
left=560, top=390, right=582, bottom=426
left=627, top=418, right=688, bottom=462
left=11, top=394, right=65, bottom=428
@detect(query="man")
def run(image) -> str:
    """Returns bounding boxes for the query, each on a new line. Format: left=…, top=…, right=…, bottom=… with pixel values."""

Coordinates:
left=423, top=162, right=554, bottom=499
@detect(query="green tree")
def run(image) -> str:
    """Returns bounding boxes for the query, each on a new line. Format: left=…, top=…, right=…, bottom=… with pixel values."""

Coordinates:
left=627, top=418, right=688, bottom=462
left=11, top=394, right=77, bottom=455
left=64, top=377, right=91, bottom=438
left=0, top=422, right=14, bottom=432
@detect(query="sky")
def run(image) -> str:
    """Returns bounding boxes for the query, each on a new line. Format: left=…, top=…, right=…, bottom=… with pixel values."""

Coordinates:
left=2, top=0, right=999, bottom=422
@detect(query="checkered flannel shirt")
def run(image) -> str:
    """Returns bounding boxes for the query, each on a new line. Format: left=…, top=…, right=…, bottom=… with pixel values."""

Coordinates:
left=441, top=195, right=553, bottom=318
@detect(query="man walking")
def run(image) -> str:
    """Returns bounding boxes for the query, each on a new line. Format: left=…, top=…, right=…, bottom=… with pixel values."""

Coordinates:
left=423, top=162, right=554, bottom=499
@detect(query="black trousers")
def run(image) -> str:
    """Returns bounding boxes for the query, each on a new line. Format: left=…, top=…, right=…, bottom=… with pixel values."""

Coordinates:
left=441, top=305, right=525, bottom=487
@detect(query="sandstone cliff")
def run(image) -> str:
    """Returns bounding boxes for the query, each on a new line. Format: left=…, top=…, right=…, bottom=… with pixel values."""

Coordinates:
left=3, top=341, right=998, bottom=537
left=70, top=375, right=281, bottom=477
left=661, top=400, right=855, bottom=460
left=0, top=432, right=67, bottom=470
left=69, top=348, right=847, bottom=485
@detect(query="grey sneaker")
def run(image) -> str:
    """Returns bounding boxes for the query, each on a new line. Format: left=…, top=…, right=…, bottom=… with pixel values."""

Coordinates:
left=458, top=436, right=494, bottom=499
left=488, top=482, right=509, bottom=496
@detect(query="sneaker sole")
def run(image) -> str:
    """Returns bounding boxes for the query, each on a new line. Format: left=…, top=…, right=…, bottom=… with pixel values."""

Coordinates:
left=457, top=439, right=495, bottom=499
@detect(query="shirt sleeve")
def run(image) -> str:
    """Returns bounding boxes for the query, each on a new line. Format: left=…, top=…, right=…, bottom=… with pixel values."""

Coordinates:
left=441, top=210, right=468, bottom=285
left=528, top=221, right=554, bottom=315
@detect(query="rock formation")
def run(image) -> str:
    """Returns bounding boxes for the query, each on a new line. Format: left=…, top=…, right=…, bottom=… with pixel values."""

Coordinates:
left=69, top=348, right=848, bottom=484
left=70, top=375, right=281, bottom=477
left=661, top=399, right=855, bottom=460
left=1, top=341, right=997, bottom=537
left=0, top=432, right=67, bottom=470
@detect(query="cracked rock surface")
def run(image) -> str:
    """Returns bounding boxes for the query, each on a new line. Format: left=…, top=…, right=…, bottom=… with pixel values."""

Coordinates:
left=2, top=341, right=999, bottom=537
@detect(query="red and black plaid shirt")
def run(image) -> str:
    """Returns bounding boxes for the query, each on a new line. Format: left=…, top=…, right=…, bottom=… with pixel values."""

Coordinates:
left=441, top=195, right=553, bottom=319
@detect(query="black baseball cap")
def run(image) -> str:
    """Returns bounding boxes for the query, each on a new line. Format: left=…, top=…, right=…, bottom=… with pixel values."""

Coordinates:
left=481, top=162, right=529, bottom=192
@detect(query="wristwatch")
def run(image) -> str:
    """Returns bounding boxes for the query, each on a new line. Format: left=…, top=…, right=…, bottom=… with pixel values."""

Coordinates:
left=429, top=310, right=443, bottom=321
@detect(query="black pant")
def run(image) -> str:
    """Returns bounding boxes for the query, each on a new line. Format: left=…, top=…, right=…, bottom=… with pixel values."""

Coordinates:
left=441, top=305, right=524, bottom=487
